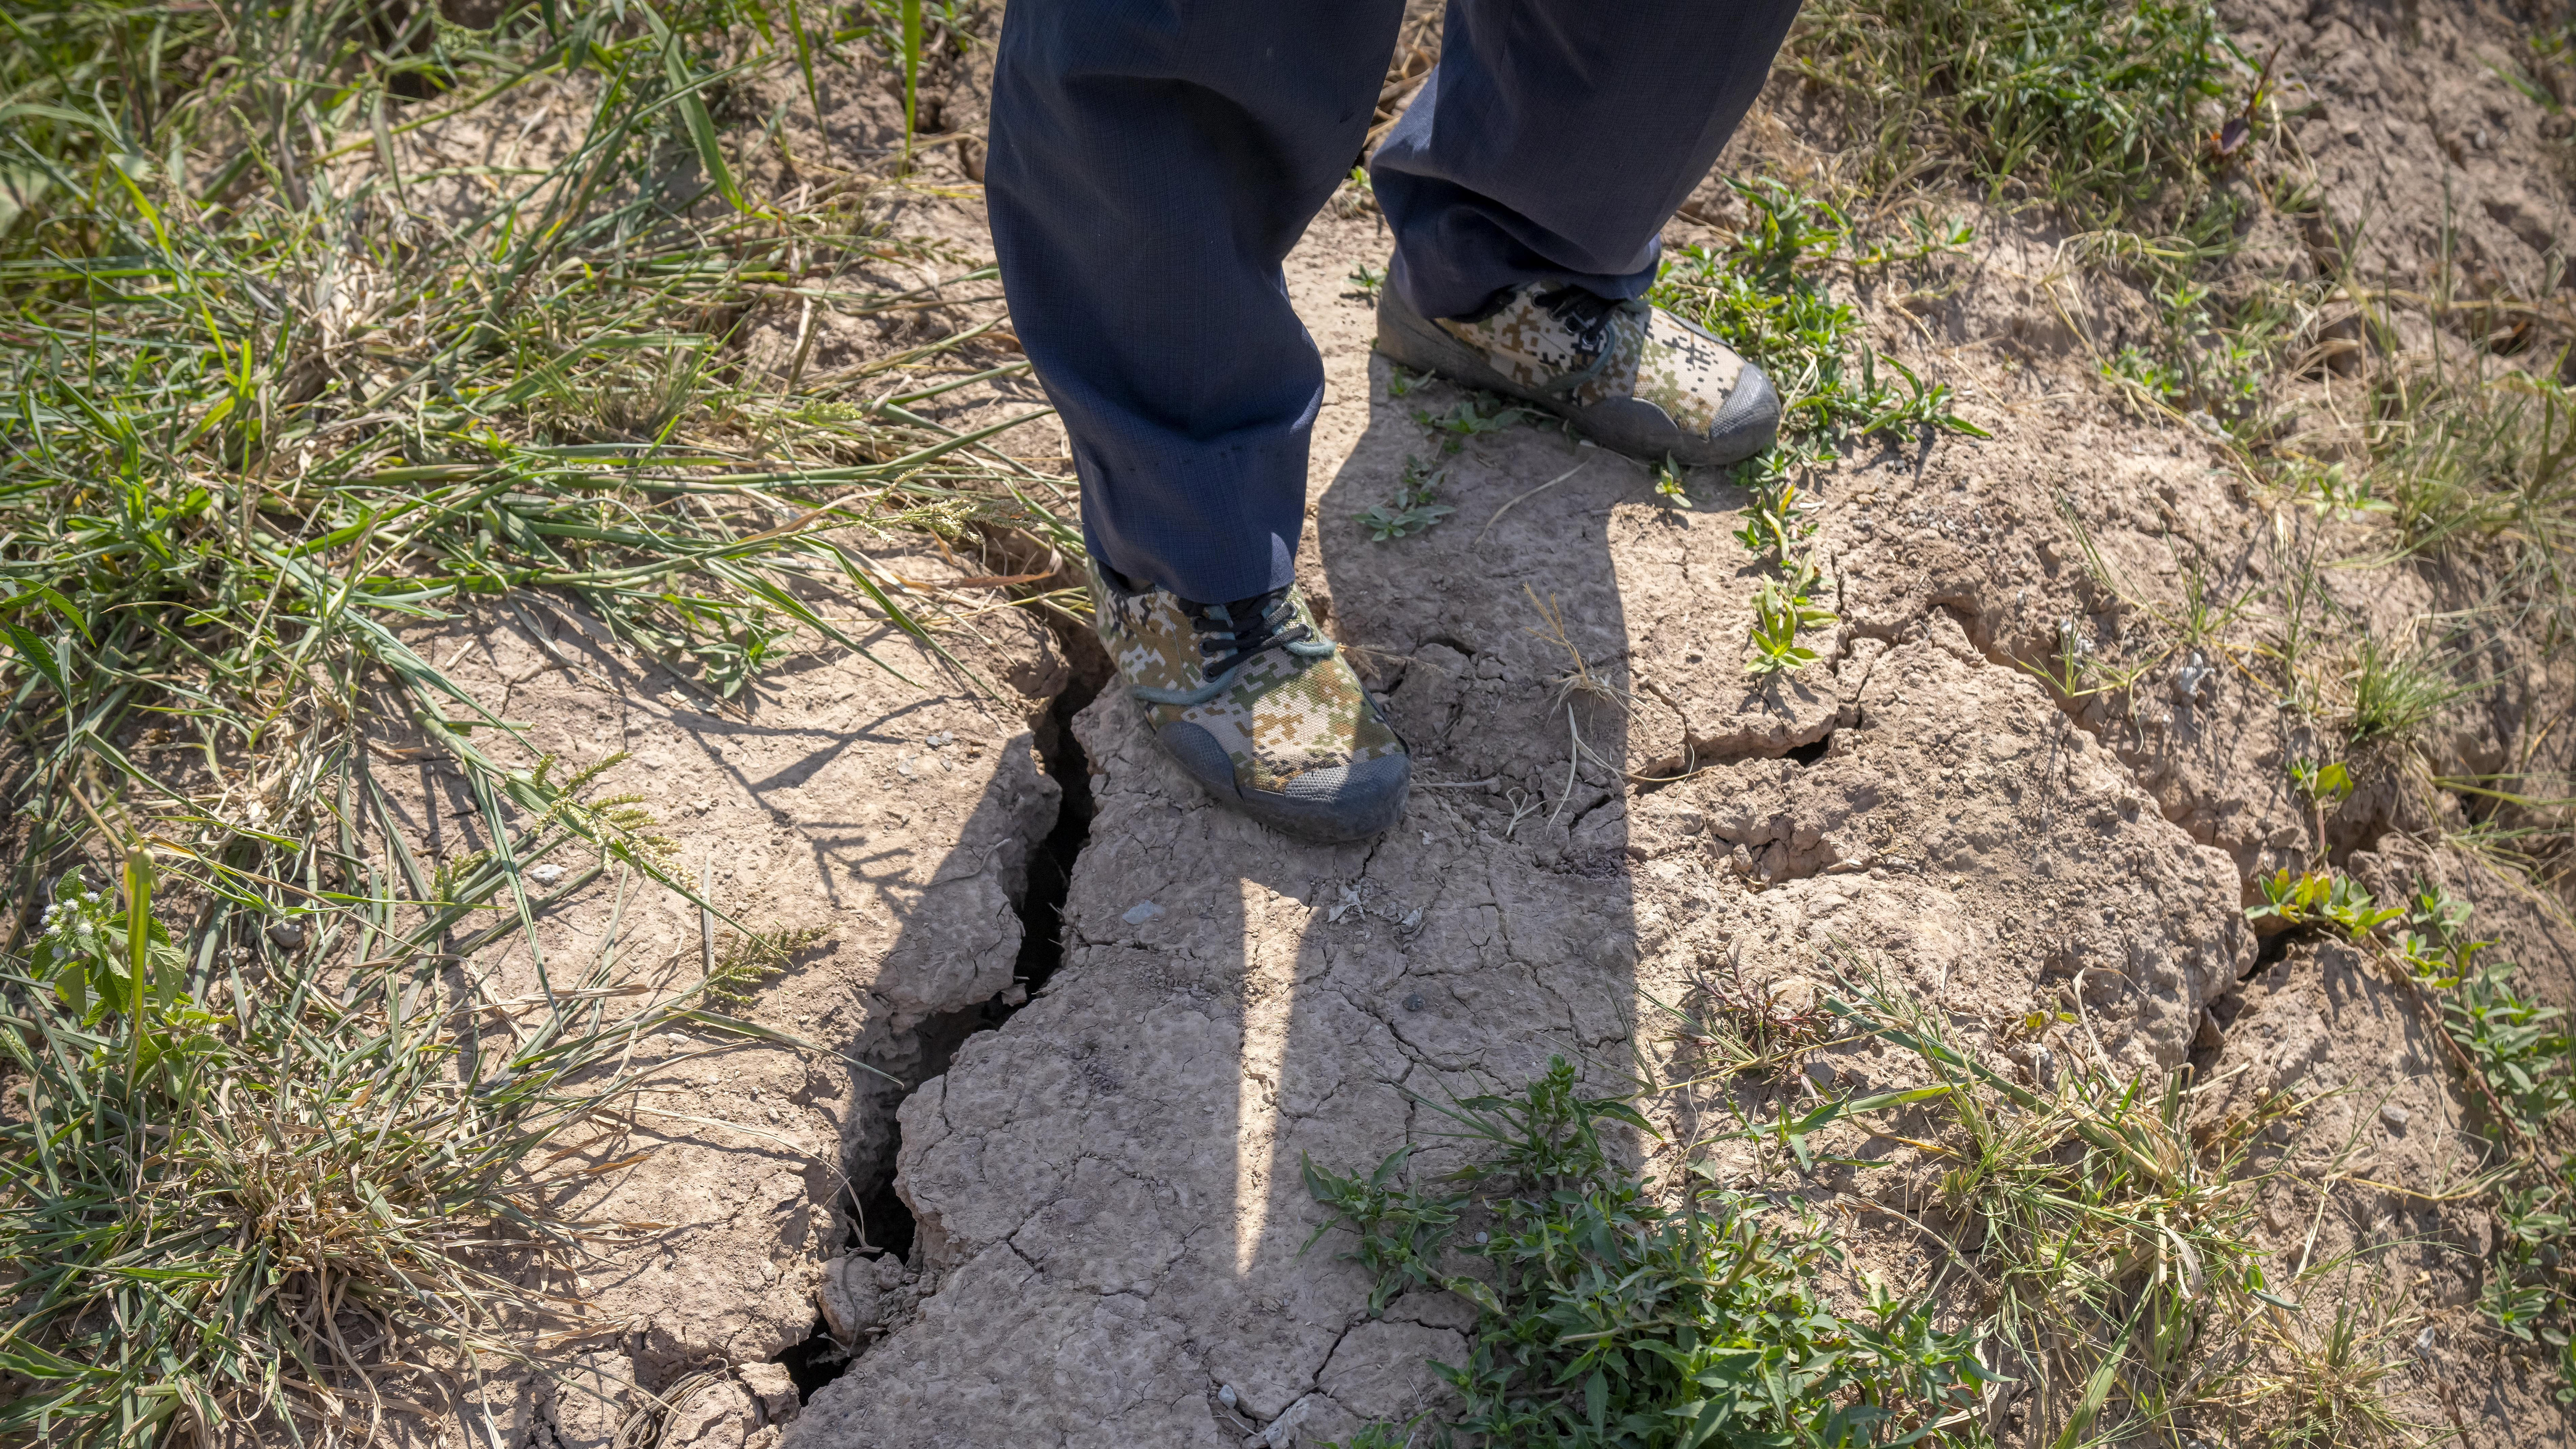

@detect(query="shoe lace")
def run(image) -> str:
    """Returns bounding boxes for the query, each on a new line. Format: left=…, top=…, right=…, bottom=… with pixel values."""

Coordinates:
left=1131, top=587, right=1335, bottom=707
left=1531, top=286, right=1648, bottom=399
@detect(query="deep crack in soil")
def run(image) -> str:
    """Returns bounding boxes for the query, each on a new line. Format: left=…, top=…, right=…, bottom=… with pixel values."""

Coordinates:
left=772, top=622, right=1109, bottom=1404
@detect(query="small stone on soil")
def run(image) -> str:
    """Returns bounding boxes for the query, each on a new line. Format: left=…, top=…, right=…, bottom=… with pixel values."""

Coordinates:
left=2382, top=1103, right=2410, bottom=1129
left=1121, top=900, right=1164, bottom=925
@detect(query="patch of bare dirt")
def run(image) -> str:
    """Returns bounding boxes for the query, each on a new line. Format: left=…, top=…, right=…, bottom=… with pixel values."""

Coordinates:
left=354, top=545, right=1068, bottom=1447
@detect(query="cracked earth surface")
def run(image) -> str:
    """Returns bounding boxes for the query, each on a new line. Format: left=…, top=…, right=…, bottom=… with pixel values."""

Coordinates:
left=383, top=0, right=2576, bottom=1438
left=784, top=210, right=2357, bottom=1446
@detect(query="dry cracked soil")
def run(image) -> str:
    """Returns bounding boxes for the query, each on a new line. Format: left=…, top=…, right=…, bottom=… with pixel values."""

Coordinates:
left=390, top=0, right=2576, bottom=1444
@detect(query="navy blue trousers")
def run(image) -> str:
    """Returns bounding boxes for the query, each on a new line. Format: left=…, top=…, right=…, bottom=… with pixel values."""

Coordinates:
left=985, top=0, right=1803, bottom=604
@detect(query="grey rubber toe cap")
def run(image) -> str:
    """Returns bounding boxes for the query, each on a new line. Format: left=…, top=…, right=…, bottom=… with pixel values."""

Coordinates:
left=1374, top=281, right=1779, bottom=467
left=1695, top=357, right=1780, bottom=464
left=1154, top=720, right=1410, bottom=843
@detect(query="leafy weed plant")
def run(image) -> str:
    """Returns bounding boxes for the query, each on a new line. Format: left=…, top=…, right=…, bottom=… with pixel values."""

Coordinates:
left=2386, top=886, right=2576, bottom=1382
left=2245, top=868, right=2406, bottom=940
left=1413, top=397, right=1529, bottom=455
left=1651, top=178, right=1984, bottom=484
left=1304, top=1058, right=1993, bottom=1448
left=1357, top=457, right=1453, bottom=541
left=1747, top=575, right=1837, bottom=677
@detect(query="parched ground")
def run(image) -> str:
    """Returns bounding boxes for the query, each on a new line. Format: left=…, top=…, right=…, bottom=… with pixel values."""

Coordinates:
left=375, top=0, right=2576, bottom=1443
left=358, top=549, right=1066, bottom=1448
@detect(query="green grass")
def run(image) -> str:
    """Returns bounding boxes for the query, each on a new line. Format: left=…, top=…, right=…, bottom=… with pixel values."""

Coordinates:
left=6, top=842, right=713, bottom=1442
left=2344, top=631, right=2480, bottom=747
left=1813, top=983, right=2378, bottom=1449
left=2367, top=369, right=2576, bottom=594
left=0, top=0, right=1073, bottom=1438
left=1789, top=0, right=2239, bottom=227
left=1304, top=1058, right=1993, bottom=1448
left=1790, top=0, right=2354, bottom=455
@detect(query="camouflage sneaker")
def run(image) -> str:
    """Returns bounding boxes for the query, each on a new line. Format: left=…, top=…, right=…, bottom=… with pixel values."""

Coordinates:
left=1091, top=563, right=1409, bottom=843
left=1376, top=278, right=1779, bottom=466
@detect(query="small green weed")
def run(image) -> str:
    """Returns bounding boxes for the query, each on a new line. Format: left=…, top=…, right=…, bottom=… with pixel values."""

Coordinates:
left=1732, top=475, right=1821, bottom=563
left=1412, top=397, right=1528, bottom=454
left=2286, top=755, right=2354, bottom=861
left=2390, top=886, right=2576, bottom=1382
left=1746, top=575, right=1837, bottom=677
left=1357, top=457, right=1454, bottom=541
left=2288, top=757, right=2354, bottom=808
left=2278, top=459, right=2391, bottom=521
left=1852, top=210, right=1977, bottom=268
left=1653, top=455, right=1690, bottom=505
left=2445, top=965, right=2576, bottom=1129
left=1347, top=262, right=1388, bottom=301
left=2106, top=344, right=2188, bottom=405
left=2245, top=868, right=2406, bottom=940
left=2111, top=276, right=2276, bottom=429
left=1303, top=1058, right=1993, bottom=1448
left=2485, top=1163, right=2576, bottom=1348
left=1650, top=178, right=1984, bottom=484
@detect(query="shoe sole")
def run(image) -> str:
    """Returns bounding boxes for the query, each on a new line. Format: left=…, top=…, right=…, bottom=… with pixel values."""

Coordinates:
left=1374, top=285, right=1780, bottom=468
left=1155, top=721, right=1410, bottom=844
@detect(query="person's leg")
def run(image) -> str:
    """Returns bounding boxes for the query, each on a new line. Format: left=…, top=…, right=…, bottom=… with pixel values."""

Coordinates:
left=988, top=0, right=1416, bottom=843
left=1369, top=0, right=1804, bottom=320
left=985, top=0, right=1406, bottom=606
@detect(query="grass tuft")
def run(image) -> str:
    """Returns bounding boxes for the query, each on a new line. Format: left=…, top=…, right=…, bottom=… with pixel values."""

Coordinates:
left=2344, top=631, right=2479, bottom=747
left=6, top=852, right=712, bottom=1442
left=1789, top=0, right=2238, bottom=227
